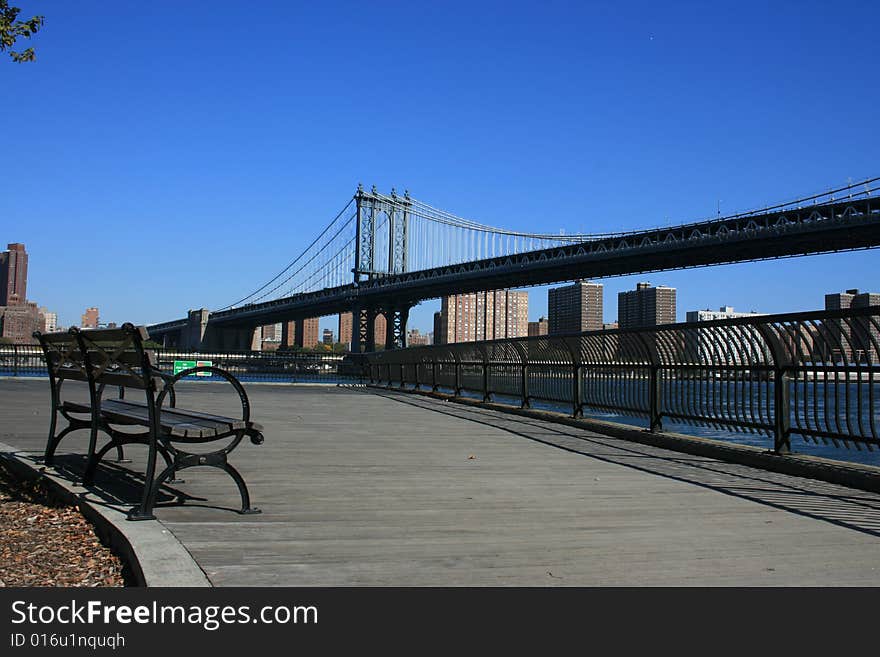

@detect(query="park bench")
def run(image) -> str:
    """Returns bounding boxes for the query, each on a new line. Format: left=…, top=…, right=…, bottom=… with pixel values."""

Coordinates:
left=33, top=324, right=264, bottom=521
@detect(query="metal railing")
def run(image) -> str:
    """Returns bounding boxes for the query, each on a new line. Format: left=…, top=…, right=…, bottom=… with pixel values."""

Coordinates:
left=366, top=306, right=880, bottom=455
left=0, top=344, right=364, bottom=384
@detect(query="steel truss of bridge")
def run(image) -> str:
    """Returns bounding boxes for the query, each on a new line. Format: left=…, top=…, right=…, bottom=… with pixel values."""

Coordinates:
left=147, top=182, right=880, bottom=353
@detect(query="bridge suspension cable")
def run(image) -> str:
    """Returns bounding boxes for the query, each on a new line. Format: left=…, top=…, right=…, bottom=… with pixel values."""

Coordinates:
left=216, top=199, right=356, bottom=310
left=218, top=176, right=878, bottom=311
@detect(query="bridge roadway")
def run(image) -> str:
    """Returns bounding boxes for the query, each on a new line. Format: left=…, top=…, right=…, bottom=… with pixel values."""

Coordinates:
left=3, top=378, right=880, bottom=585
left=147, top=195, right=880, bottom=349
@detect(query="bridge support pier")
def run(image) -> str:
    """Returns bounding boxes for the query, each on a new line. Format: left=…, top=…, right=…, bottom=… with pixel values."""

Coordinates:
left=352, top=306, right=377, bottom=353
left=201, top=325, right=260, bottom=352
left=384, top=305, right=411, bottom=350
left=183, top=309, right=211, bottom=350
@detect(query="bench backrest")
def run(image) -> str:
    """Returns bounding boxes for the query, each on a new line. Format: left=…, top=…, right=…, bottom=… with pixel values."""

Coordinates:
left=33, top=330, right=89, bottom=384
left=78, top=325, right=157, bottom=393
left=34, top=324, right=157, bottom=392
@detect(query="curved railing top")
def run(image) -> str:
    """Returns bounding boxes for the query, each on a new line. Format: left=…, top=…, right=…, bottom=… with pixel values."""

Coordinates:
left=367, top=305, right=880, bottom=370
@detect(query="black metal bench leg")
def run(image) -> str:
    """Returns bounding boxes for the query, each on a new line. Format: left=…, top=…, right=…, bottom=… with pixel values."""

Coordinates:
left=220, top=462, right=261, bottom=515
left=85, top=424, right=99, bottom=477
left=127, top=438, right=161, bottom=521
left=43, top=409, right=59, bottom=464
left=44, top=424, right=77, bottom=465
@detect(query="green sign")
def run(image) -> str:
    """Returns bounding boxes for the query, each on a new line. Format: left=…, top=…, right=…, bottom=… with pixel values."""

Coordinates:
left=173, top=360, right=213, bottom=377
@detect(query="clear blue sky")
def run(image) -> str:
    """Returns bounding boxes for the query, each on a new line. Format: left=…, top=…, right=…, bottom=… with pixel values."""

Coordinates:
left=2, top=1, right=879, bottom=334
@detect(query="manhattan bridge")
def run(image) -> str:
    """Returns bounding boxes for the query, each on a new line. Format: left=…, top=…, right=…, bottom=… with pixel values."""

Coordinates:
left=148, top=178, right=880, bottom=352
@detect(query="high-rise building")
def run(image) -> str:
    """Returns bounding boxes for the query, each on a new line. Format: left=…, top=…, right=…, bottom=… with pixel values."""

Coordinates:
left=618, top=283, right=676, bottom=330
left=435, top=289, right=528, bottom=344
left=0, top=243, right=28, bottom=306
left=338, top=312, right=388, bottom=349
left=279, top=318, right=320, bottom=349
left=81, top=307, right=100, bottom=328
left=38, top=307, right=58, bottom=334
left=297, top=318, right=320, bottom=348
left=322, top=328, right=334, bottom=345
left=825, top=289, right=880, bottom=363
left=528, top=317, right=549, bottom=337
left=548, top=281, right=603, bottom=335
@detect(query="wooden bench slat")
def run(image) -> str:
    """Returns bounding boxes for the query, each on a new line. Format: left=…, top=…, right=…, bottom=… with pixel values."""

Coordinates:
left=101, top=399, right=246, bottom=438
left=61, top=401, right=91, bottom=413
left=105, top=399, right=261, bottom=431
left=56, top=366, right=89, bottom=382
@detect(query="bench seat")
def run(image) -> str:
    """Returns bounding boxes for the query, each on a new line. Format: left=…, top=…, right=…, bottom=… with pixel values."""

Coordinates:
left=99, top=399, right=264, bottom=440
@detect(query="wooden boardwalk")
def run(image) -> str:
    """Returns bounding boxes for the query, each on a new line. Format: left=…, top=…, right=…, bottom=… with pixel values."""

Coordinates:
left=3, top=378, right=880, bottom=586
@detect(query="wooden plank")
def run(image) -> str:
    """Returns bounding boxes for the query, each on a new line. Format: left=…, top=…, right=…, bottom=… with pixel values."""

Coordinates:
left=56, top=366, right=89, bottom=383
left=9, top=381, right=880, bottom=586
left=106, top=399, right=252, bottom=431
left=91, top=371, right=146, bottom=389
left=60, top=401, right=91, bottom=414
left=101, top=399, right=243, bottom=438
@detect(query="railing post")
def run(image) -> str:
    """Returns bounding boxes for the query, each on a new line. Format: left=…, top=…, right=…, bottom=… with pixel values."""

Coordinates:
left=481, top=346, right=490, bottom=402
left=455, top=359, right=462, bottom=397
left=773, top=366, right=792, bottom=454
left=649, top=365, right=662, bottom=432
left=13, top=344, right=19, bottom=377
left=512, top=341, right=529, bottom=408
left=431, top=357, right=438, bottom=392
left=399, top=361, right=405, bottom=389
left=561, top=337, right=582, bottom=418
left=756, top=323, right=792, bottom=454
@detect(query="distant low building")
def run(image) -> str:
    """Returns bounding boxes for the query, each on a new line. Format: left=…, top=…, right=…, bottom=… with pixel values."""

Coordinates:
left=81, top=307, right=99, bottom=328
left=407, top=328, right=429, bottom=346
left=38, top=307, right=57, bottom=334
left=685, top=306, right=766, bottom=364
left=0, top=301, right=39, bottom=344
left=528, top=316, right=548, bottom=337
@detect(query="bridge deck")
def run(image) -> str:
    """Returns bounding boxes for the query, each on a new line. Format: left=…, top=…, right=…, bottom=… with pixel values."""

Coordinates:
left=3, top=379, right=880, bottom=586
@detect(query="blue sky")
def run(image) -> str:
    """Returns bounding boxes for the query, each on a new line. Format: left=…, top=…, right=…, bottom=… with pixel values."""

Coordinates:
left=2, top=1, right=879, bottom=334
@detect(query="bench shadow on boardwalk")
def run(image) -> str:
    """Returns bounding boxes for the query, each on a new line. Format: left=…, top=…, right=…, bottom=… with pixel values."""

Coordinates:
left=364, top=388, right=880, bottom=538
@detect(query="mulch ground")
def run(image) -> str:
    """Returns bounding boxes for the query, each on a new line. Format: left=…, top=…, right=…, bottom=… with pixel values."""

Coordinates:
left=0, top=461, right=129, bottom=587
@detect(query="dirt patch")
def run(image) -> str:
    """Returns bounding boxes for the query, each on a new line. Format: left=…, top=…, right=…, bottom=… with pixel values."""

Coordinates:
left=0, top=461, right=129, bottom=587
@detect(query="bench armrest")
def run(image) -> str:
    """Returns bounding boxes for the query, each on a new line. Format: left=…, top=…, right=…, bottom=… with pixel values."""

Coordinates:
left=155, top=366, right=259, bottom=442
